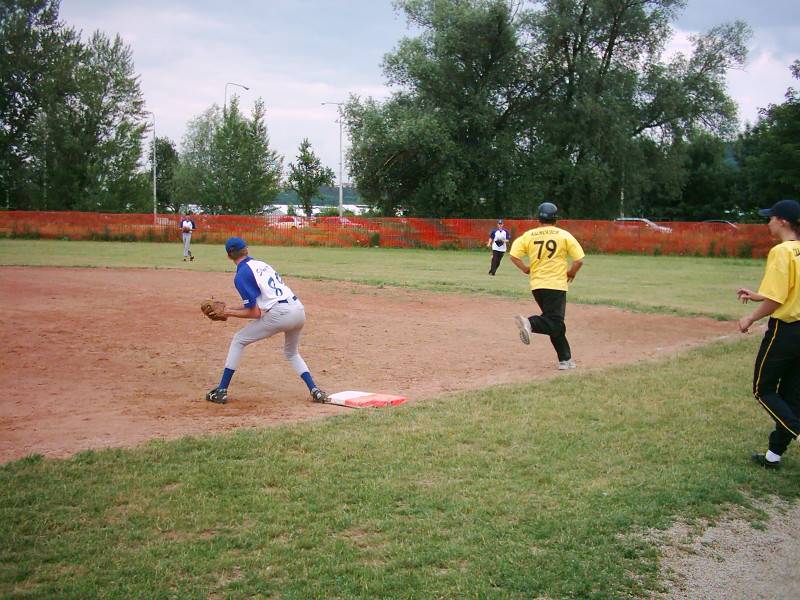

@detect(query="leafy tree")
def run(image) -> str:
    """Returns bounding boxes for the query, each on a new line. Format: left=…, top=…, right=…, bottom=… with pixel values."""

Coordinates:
left=736, top=60, right=800, bottom=211
left=147, top=135, right=179, bottom=213
left=286, top=138, right=335, bottom=217
left=2, top=6, right=148, bottom=212
left=346, top=0, right=750, bottom=218
left=0, top=0, right=80, bottom=208
left=174, top=98, right=282, bottom=214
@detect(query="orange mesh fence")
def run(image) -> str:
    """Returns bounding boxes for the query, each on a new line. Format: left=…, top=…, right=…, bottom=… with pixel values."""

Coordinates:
left=0, top=211, right=771, bottom=257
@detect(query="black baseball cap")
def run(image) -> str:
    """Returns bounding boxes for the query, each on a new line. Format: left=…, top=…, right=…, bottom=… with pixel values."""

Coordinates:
left=758, top=199, right=800, bottom=223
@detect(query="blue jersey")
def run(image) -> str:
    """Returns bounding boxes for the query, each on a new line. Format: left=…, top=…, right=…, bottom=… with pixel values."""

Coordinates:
left=233, top=257, right=295, bottom=311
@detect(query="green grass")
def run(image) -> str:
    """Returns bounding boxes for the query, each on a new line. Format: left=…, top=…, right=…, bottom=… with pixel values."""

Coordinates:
left=2, top=338, right=797, bottom=599
left=0, top=239, right=763, bottom=319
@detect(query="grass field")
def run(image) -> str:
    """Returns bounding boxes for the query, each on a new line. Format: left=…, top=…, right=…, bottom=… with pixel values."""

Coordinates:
left=0, top=239, right=765, bottom=319
left=1, top=239, right=796, bottom=599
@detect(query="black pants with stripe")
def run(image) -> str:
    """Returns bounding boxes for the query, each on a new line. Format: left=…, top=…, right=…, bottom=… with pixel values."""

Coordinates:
left=752, top=318, right=800, bottom=456
left=528, top=288, right=571, bottom=362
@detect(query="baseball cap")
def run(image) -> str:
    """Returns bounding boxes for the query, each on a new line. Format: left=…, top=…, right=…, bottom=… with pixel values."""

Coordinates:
left=497, top=218, right=504, bottom=224
left=225, top=237, right=247, bottom=252
left=758, top=199, right=800, bottom=223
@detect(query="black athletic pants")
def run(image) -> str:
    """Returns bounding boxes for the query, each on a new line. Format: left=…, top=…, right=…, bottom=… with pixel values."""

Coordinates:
left=489, top=250, right=505, bottom=275
left=752, top=318, right=800, bottom=456
left=527, top=288, right=571, bottom=362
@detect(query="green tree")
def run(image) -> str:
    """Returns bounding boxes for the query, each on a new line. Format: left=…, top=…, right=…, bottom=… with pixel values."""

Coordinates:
left=346, top=0, right=750, bottom=218
left=147, top=135, right=179, bottom=213
left=0, top=0, right=81, bottom=208
left=286, top=138, right=335, bottom=217
left=174, top=98, right=282, bottom=214
left=736, top=60, right=800, bottom=212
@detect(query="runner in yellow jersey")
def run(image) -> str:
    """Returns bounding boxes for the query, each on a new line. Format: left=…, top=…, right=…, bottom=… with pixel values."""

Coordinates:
left=510, top=202, right=585, bottom=370
left=737, top=199, right=800, bottom=469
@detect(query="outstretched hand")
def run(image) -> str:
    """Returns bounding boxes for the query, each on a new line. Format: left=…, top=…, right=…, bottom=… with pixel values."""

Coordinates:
left=737, top=288, right=762, bottom=304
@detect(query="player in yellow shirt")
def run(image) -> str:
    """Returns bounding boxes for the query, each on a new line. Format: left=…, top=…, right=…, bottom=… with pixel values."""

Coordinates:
left=737, top=199, right=800, bottom=469
left=509, top=202, right=585, bottom=370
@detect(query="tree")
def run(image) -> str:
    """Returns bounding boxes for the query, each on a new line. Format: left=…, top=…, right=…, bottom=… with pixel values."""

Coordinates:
left=736, top=60, right=800, bottom=212
left=148, top=135, right=179, bottom=213
left=345, top=0, right=750, bottom=218
left=174, top=98, right=282, bottom=214
left=0, top=0, right=80, bottom=208
left=286, top=138, right=335, bottom=217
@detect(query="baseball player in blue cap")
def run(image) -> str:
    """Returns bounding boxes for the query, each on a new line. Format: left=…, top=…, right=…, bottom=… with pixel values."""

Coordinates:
left=201, top=237, right=327, bottom=405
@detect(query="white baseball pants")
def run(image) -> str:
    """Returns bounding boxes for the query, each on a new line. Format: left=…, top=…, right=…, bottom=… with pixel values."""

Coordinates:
left=224, top=298, right=309, bottom=375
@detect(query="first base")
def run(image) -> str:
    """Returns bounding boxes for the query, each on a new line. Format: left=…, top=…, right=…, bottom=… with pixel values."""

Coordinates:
left=327, top=390, right=407, bottom=408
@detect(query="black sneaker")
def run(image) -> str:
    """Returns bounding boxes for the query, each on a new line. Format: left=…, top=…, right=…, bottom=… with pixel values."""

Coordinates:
left=750, top=453, right=780, bottom=470
left=205, top=387, right=228, bottom=404
left=310, top=387, right=328, bottom=403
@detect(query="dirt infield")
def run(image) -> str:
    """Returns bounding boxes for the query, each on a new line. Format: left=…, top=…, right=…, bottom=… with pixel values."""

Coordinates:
left=0, top=266, right=734, bottom=463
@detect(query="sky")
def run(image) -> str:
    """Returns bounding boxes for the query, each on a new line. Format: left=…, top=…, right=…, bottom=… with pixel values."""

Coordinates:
left=58, top=0, right=799, bottom=183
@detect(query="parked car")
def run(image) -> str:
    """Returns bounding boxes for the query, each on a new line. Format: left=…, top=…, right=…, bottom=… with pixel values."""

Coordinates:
left=266, top=215, right=310, bottom=229
left=613, top=217, right=672, bottom=233
left=701, top=219, right=739, bottom=230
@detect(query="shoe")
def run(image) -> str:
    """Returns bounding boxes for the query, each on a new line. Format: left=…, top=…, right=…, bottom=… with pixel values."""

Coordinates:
left=750, top=453, right=780, bottom=469
left=558, top=360, right=577, bottom=370
left=514, top=315, right=531, bottom=345
left=205, top=387, right=228, bottom=404
left=190, top=255, right=195, bottom=262
left=310, top=387, right=328, bottom=403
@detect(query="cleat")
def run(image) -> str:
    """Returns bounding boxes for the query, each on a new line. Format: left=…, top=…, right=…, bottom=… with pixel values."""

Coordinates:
left=558, top=360, right=577, bottom=370
left=205, top=387, right=228, bottom=404
left=514, top=315, right=531, bottom=345
left=310, top=387, right=328, bottom=403
left=750, top=453, right=780, bottom=469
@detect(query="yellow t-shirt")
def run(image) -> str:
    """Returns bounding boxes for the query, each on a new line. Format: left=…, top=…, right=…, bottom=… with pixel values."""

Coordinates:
left=510, top=225, right=585, bottom=291
left=758, top=240, right=800, bottom=322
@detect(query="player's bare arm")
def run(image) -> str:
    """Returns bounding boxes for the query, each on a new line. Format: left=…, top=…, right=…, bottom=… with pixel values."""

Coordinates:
left=566, top=259, right=584, bottom=282
left=510, top=255, right=530, bottom=274
left=738, top=298, right=781, bottom=333
left=737, top=288, right=767, bottom=303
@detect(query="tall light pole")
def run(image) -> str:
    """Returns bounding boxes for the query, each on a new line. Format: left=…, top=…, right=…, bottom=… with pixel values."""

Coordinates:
left=145, top=111, right=157, bottom=223
left=225, top=82, right=249, bottom=112
left=322, top=101, right=345, bottom=217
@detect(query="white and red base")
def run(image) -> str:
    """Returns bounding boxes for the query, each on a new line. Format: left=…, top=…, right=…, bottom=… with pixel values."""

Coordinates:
left=327, top=390, right=407, bottom=408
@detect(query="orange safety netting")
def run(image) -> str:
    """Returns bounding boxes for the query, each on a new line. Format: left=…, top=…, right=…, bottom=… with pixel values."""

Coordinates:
left=0, top=211, right=772, bottom=258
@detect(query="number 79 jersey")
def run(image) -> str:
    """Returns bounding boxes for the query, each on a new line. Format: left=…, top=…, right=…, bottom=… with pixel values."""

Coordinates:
left=233, top=257, right=295, bottom=311
left=510, top=225, right=585, bottom=291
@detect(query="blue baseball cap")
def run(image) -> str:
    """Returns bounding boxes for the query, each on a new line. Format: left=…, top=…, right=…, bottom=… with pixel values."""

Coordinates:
left=758, top=199, right=800, bottom=223
left=225, top=237, right=247, bottom=252
left=497, top=218, right=504, bottom=224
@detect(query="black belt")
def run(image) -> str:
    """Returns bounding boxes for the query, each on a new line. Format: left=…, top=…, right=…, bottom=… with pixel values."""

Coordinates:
left=277, top=295, right=297, bottom=304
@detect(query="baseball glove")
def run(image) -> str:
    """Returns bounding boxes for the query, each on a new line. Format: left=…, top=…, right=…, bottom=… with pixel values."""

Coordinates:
left=494, top=238, right=504, bottom=246
left=201, top=298, right=227, bottom=321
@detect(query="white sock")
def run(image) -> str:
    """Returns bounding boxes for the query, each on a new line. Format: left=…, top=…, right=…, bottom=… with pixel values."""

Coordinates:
left=765, top=450, right=781, bottom=462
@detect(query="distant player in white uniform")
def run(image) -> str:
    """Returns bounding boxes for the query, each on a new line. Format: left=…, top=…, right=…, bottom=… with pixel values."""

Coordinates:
left=205, top=237, right=327, bottom=405
left=487, top=218, right=511, bottom=275
left=180, top=212, right=196, bottom=261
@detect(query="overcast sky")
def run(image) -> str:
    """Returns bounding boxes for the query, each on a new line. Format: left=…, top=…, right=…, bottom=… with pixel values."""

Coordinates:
left=58, top=0, right=799, bottom=182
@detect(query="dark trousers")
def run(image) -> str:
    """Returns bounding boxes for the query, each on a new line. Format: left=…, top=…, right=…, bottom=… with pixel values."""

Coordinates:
left=752, top=318, right=800, bottom=455
left=489, top=250, right=505, bottom=275
left=527, top=289, right=571, bottom=362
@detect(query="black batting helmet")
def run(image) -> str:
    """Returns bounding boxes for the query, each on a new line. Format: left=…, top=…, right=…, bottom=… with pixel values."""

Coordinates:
left=537, top=202, right=558, bottom=222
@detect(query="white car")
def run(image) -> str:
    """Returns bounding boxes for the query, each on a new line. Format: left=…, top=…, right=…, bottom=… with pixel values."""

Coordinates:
left=266, top=215, right=309, bottom=229
left=614, top=217, right=672, bottom=234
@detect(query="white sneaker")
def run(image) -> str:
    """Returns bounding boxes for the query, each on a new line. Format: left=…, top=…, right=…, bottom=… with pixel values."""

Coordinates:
left=558, top=360, right=577, bottom=370
left=514, top=315, right=532, bottom=345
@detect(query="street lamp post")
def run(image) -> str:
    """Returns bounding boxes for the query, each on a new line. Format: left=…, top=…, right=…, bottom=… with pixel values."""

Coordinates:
left=224, top=82, right=249, bottom=112
left=145, top=111, right=157, bottom=224
left=322, top=101, right=345, bottom=217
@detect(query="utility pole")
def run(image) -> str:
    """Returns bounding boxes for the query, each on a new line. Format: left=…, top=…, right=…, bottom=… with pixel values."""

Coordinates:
left=321, top=101, right=345, bottom=217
